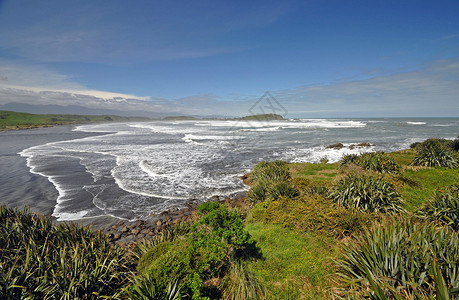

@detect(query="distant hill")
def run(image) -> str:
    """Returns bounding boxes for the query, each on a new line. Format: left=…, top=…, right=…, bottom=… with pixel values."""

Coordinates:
left=0, top=103, right=164, bottom=118
left=0, top=110, right=151, bottom=130
left=240, top=114, right=284, bottom=121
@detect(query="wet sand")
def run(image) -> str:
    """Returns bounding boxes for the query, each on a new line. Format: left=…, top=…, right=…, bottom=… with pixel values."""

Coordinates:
left=0, top=125, right=104, bottom=218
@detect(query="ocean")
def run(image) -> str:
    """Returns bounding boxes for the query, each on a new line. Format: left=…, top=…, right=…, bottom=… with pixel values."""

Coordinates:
left=2, top=118, right=458, bottom=222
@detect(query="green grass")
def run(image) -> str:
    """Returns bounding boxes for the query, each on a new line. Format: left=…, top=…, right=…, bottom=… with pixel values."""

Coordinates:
left=387, top=149, right=416, bottom=165
left=0, top=110, right=150, bottom=130
left=245, top=222, right=338, bottom=299
left=289, top=162, right=339, bottom=187
left=400, top=167, right=459, bottom=212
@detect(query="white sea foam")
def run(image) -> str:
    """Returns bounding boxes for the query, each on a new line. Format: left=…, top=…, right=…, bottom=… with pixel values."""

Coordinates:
left=406, top=121, right=427, bottom=125
left=18, top=118, right=458, bottom=221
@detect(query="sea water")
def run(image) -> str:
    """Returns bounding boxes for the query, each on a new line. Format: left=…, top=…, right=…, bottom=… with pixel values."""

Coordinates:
left=17, top=118, right=459, bottom=221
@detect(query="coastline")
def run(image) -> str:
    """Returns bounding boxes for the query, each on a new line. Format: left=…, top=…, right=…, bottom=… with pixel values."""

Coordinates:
left=0, top=125, right=107, bottom=216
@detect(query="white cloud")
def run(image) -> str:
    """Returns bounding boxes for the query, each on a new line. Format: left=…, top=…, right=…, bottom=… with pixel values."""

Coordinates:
left=273, top=58, right=459, bottom=117
left=1, top=58, right=458, bottom=118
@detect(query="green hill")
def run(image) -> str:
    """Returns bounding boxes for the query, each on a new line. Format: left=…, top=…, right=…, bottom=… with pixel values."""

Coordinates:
left=240, top=113, right=284, bottom=121
left=0, top=110, right=151, bottom=130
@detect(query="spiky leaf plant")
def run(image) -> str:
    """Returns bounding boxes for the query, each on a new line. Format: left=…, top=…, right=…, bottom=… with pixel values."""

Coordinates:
left=329, top=174, right=404, bottom=213
left=339, top=154, right=359, bottom=167
left=0, top=206, right=132, bottom=299
left=412, top=139, right=458, bottom=168
left=267, top=181, right=300, bottom=201
left=219, top=262, right=266, bottom=300
left=337, top=217, right=459, bottom=298
left=419, top=185, right=459, bottom=231
left=249, top=160, right=290, bottom=185
left=247, top=180, right=269, bottom=203
left=340, top=152, right=400, bottom=173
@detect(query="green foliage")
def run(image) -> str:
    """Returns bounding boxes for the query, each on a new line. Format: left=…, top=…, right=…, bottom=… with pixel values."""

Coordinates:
left=138, top=202, right=258, bottom=298
left=419, top=184, right=459, bottom=230
left=247, top=161, right=297, bottom=204
left=249, top=160, right=290, bottom=185
left=329, top=174, right=404, bottom=213
left=267, top=181, right=300, bottom=201
left=412, top=138, right=459, bottom=168
left=245, top=222, right=337, bottom=299
left=250, top=195, right=376, bottom=238
left=339, top=154, right=359, bottom=166
left=337, top=217, right=459, bottom=297
left=219, top=262, right=266, bottom=300
left=340, top=151, right=400, bottom=173
left=247, top=181, right=269, bottom=203
left=0, top=206, right=132, bottom=299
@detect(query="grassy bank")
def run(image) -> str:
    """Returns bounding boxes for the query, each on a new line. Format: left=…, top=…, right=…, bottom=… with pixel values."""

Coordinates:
left=0, top=110, right=151, bottom=130
left=1, top=137, right=458, bottom=299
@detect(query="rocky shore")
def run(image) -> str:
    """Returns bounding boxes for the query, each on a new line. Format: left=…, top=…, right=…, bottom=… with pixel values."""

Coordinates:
left=105, top=191, right=248, bottom=245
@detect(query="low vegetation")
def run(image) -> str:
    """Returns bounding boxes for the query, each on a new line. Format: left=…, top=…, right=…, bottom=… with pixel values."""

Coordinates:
left=0, top=206, right=132, bottom=299
left=411, top=138, right=459, bottom=168
left=329, top=174, right=404, bottom=213
left=2, top=137, right=458, bottom=298
left=239, top=113, right=284, bottom=121
left=0, top=110, right=150, bottom=130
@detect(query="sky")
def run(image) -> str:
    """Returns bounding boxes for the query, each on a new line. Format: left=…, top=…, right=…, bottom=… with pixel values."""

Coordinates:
left=0, top=0, right=458, bottom=117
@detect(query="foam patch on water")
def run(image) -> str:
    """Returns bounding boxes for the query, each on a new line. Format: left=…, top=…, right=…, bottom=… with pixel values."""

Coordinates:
left=19, top=118, right=458, bottom=221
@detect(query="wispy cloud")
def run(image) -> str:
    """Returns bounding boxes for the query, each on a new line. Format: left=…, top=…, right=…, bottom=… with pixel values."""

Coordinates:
left=439, top=33, right=459, bottom=40
left=1, top=57, right=458, bottom=118
left=274, top=58, right=459, bottom=117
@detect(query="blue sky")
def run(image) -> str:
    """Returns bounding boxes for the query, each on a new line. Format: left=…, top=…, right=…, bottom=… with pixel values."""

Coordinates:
left=0, top=0, right=458, bottom=117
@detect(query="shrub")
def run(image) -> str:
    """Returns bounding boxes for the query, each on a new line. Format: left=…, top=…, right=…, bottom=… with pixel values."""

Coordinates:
left=267, top=181, right=299, bottom=201
left=339, top=154, right=359, bottom=166
left=249, top=160, right=290, bottom=185
left=337, top=217, right=459, bottom=297
left=247, top=161, right=294, bottom=204
left=137, top=202, right=259, bottom=298
left=251, top=195, right=376, bottom=237
left=340, top=152, right=400, bottom=173
left=0, top=206, right=131, bottom=299
left=329, top=174, right=404, bottom=213
left=418, top=185, right=459, bottom=231
left=412, top=138, right=458, bottom=168
left=247, top=181, right=268, bottom=203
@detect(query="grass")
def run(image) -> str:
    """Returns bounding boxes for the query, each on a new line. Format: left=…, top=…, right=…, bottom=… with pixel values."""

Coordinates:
left=399, top=167, right=459, bottom=212
left=245, top=222, right=338, bottom=299
left=0, top=110, right=150, bottom=130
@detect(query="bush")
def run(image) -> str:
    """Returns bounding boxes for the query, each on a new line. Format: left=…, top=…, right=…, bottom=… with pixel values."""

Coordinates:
left=329, top=174, right=404, bottom=213
left=267, top=181, right=299, bottom=201
left=0, top=206, right=131, bottom=299
left=340, top=152, right=400, bottom=173
left=412, top=138, right=458, bottom=168
left=247, top=161, right=295, bottom=204
left=137, top=202, right=259, bottom=298
left=418, top=185, right=459, bottom=231
left=249, top=160, right=290, bottom=185
left=247, top=180, right=268, bottom=203
left=339, top=154, right=359, bottom=166
left=251, top=195, right=376, bottom=237
left=337, top=217, right=459, bottom=297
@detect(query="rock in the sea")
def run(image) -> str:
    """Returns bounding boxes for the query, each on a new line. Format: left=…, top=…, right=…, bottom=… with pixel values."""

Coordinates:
left=326, top=143, right=344, bottom=149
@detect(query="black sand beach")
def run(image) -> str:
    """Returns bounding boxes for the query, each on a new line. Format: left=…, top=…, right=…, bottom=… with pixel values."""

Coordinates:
left=0, top=125, right=103, bottom=217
